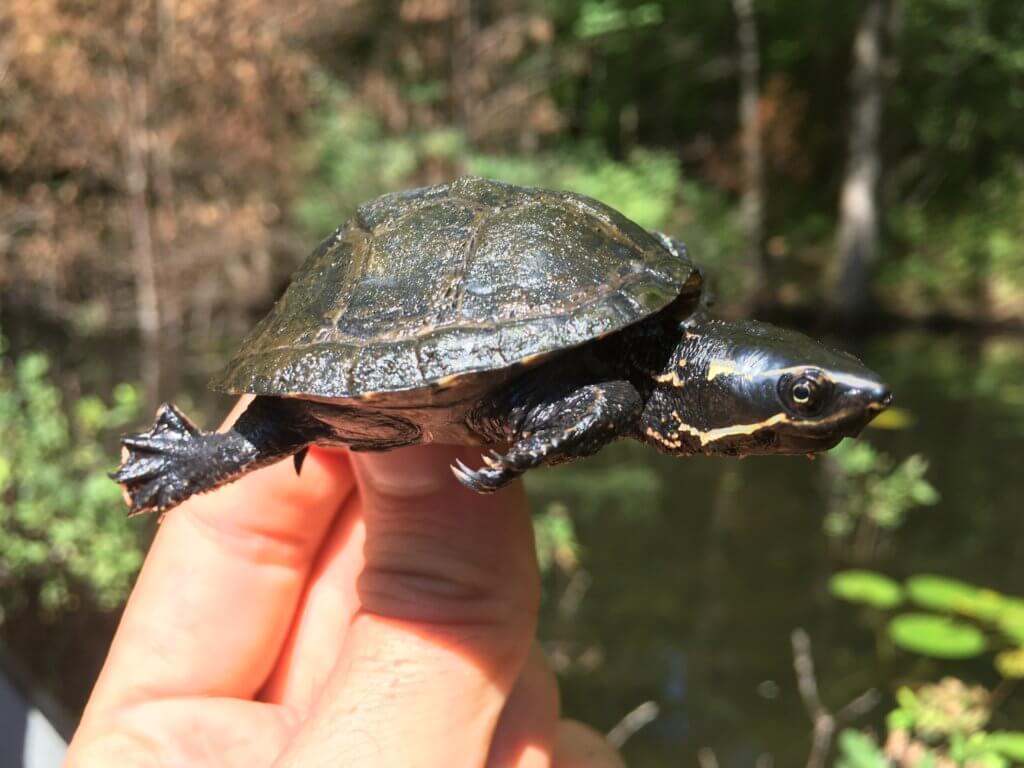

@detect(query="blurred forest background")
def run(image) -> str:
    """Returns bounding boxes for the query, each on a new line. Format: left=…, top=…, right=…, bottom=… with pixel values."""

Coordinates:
left=2, top=1, right=1024, bottom=765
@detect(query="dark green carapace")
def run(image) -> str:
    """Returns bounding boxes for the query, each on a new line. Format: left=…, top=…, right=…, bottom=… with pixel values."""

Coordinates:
left=114, top=177, right=891, bottom=515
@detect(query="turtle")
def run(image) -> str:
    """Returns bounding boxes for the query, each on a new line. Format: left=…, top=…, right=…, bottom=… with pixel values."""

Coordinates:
left=113, top=176, right=892, bottom=516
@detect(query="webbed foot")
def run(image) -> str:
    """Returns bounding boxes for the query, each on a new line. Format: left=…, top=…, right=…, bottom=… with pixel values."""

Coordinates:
left=113, top=396, right=323, bottom=517
left=111, top=403, right=207, bottom=516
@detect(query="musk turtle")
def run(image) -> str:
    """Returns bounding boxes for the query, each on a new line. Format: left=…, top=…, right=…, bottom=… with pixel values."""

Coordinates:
left=114, top=176, right=892, bottom=515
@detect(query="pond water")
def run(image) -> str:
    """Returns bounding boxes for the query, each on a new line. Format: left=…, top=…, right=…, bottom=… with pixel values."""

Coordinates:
left=3, top=328, right=1023, bottom=764
left=528, top=331, right=1024, bottom=766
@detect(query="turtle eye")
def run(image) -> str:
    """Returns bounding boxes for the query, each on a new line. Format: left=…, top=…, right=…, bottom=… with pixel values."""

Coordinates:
left=780, top=373, right=829, bottom=415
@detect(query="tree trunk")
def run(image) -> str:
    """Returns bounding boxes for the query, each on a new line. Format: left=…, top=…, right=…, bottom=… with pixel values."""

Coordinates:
left=732, top=0, right=767, bottom=305
left=123, top=81, right=162, bottom=408
left=450, top=0, right=476, bottom=142
left=149, top=0, right=182, bottom=398
left=833, top=0, right=900, bottom=320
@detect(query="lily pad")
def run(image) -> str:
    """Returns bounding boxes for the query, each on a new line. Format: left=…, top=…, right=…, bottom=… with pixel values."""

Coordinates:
left=905, top=575, right=996, bottom=618
left=997, top=604, right=1024, bottom=645
left=830, top=570, right=904, bottom=610
left=888, top=613, right=987, bottom=659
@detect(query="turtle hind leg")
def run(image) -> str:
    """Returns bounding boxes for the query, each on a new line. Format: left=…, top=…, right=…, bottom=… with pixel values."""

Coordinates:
left=454, top=381, right=643, bottom=493
left=113, top=397, right=323, bottom=517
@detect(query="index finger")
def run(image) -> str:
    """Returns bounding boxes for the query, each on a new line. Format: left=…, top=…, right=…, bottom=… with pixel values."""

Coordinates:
left=77, top=399, right=355, bottom=733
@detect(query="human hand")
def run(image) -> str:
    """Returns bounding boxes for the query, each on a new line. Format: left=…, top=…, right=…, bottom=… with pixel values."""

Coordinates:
left=67, top=399, right=624, bottom=767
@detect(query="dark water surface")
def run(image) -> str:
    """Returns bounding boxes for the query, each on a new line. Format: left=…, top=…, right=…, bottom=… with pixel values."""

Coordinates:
left=3, top=329, right=1023, bottom=763
left=528, top=332, right=1024, bottom=766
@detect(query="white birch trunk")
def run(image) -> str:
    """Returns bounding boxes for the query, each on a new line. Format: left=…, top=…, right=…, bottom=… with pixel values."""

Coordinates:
left=834, top=0, right=900, bottom=318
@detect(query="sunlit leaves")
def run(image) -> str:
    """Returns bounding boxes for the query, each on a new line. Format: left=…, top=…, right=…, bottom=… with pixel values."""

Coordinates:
left=830, top=569, right=904, bottom=610
left=574, top=0, right=662, bottom=41
left=469, top=146, right=682, bottom=230
left=905, top=574, right=997, bottom=618
left=0, top=336, right=144, bottom=613
left=887, top=614, right=987, bottom=659
left=980, top=732, right=1024, bottom=761
left=869, top=681, right=1024, bottom=767
left=533, top=502, right=581, bottom=575
left=832, top=569, right=1024, bottom=677
left=824, top=440, right=939, bottom=540
left=836, top=729, right=889, bottom=768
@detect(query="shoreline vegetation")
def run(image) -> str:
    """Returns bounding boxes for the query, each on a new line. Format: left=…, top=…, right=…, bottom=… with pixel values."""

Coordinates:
left=3, top=2, right=1023, bottom=405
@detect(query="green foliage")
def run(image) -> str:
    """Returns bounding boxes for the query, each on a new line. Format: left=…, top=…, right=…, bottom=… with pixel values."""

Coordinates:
left=835, top=729, right=889, bottom=768
left=895, top=0, right=1024, bottom=190
left=981, top=732, right=1024, bottom=762
left=905, top=575, right=1004, bottom=621
left=823, top=440, right=939, bottom=539
left=296, top=81, right=697, bottom=237
left=885, top=168, right=1024, bottom=321
left=573, top=0, right=663, bottom=42
left=295, top=80, right=744, bottom=294
left=887, top=613, right=988, bottom=659
left=0, top=338, right=143, bottom=613
left=889, top=679, right=991, bottom=739
left=533, top=502, right=581, bottom=576
left=832, top=569, right=1024, bottom=679
left=293, top=81, right=467, bottom=236
left=844, top=679, right=1024, bottom=768
left=470, top=148, right=744, bottom=294
left=830, top=570, right=904, bottom=610
left=468, top=144, right=680, bottom=230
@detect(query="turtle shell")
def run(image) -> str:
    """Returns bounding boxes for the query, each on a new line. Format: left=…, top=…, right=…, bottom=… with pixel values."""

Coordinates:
left=211, top=176, right=701, bottom=399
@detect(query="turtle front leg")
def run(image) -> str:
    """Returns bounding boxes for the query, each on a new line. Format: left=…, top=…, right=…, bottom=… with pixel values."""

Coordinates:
left=453, top=381, right=643, bottom=493
left=112, top=396, right=329, bottom=516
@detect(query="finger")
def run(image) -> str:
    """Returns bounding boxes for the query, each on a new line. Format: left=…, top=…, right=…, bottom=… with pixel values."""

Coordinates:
left=77, top=399, right=355, bottom=735
left=259, top=489, right=366, bottom=713
left=553, top=721, right=626, bottom=768
left=487, top=644, right=560, bottom=768
left=275, top=444, right=540, bottom=767
left=67, top=698, right=296, bottom=768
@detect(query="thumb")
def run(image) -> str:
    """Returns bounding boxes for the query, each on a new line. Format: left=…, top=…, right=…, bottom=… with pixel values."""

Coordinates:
left=276, top=445, right=540, bottom=768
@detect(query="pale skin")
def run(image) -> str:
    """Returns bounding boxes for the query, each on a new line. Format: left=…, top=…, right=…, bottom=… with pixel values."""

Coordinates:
left=67, top=398, right=624, bottom=768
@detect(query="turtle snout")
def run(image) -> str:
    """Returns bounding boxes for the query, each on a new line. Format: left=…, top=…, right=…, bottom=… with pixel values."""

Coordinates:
left=878, top=387, right=894, bottom=408
left=866, top=383, right=893, bottom=411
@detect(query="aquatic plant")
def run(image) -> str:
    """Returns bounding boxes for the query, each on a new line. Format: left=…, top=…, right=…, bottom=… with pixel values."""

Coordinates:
left=831, top=570, right=1024, bottom=677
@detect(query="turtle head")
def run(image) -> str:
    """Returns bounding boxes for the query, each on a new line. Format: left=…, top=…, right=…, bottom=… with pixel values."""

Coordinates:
left=639, top=318, right=892, bottom=456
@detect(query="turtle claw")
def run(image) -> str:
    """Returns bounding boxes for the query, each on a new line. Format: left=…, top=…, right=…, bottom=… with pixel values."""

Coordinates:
left=110, top=456, right=166, bottom=484
left=121, top=434, right=173, bottom=452
left=450, top=459, right=477, bottom=487
left=482, top=450, right=506, bottom=470
left=123, top=478, right=165, bottom=518
left=449, top=455, right=518, bottom=494
left=153, top=403, right=200, bottom=437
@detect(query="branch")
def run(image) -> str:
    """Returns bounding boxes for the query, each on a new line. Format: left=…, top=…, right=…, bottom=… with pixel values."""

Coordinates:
left=791, top=628, right=881, bottom=768
left=606, top=700, right=659, bottom=750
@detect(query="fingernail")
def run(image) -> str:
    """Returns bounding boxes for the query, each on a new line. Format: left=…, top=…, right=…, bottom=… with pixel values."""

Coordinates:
left=352, top=444, right=470, bottom=499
